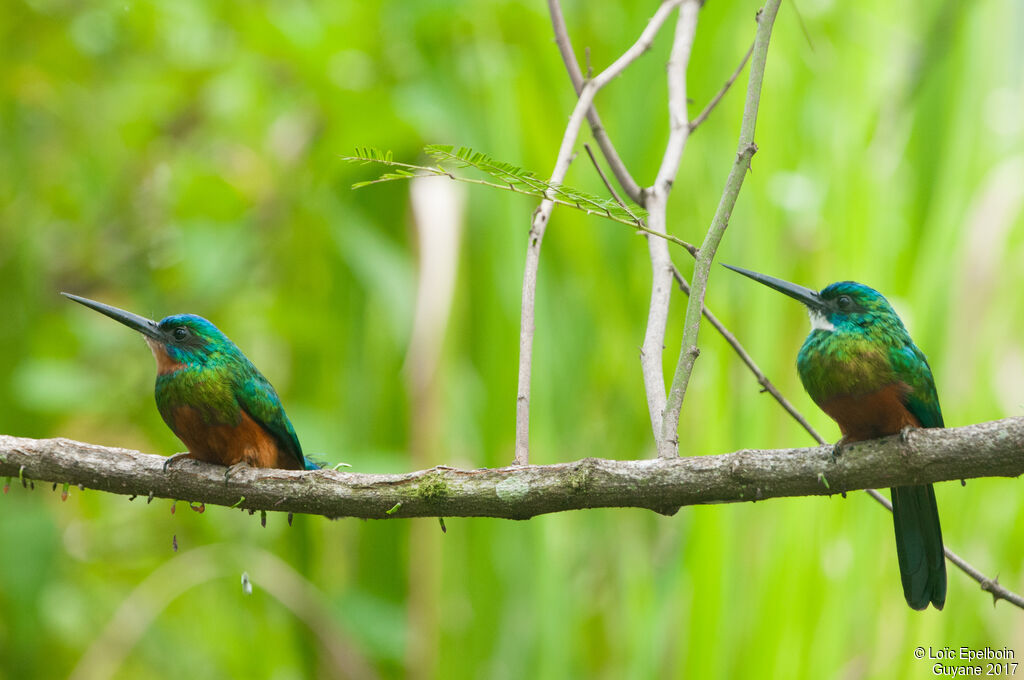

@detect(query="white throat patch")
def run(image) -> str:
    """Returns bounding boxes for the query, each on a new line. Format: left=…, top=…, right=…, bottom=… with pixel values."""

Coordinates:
left=808, top=309, right=835, bottom=332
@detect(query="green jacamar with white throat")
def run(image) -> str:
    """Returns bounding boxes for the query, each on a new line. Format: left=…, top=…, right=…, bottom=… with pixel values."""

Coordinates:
left=63, top=293, right=316, bottom=475
left=725, top=264, right=946, bottom=611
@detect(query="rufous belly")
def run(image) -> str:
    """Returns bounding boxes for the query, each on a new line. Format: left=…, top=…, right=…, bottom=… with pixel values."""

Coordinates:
left=167, top=405, right=302, bottom=469
left=817, top=382, right=921, bottom=442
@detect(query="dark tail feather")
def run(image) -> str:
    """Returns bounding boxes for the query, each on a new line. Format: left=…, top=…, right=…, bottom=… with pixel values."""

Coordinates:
left=891, top=484, right=947, bottom=610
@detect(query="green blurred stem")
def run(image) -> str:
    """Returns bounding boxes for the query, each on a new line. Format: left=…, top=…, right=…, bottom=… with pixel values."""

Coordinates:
left=68, top=545, right=378, bottom=680
left=660, top=0, right=781, bottom=457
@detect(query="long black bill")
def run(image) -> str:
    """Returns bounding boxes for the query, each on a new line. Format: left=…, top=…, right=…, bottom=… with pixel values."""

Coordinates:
left=722, top=264, right=825, bottom=310
left=61, top=293, right=162, bottom=340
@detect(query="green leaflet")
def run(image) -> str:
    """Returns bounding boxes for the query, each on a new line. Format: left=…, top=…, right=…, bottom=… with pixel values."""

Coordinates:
left=344, top=145, right=649, bottom=226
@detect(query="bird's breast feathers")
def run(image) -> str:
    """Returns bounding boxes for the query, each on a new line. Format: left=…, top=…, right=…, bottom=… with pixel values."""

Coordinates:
left=798, top=330, right=897, bottom=402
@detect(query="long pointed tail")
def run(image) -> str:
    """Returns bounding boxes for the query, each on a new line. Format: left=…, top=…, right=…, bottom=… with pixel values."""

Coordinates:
left=891, top=484, right=947, bottom=610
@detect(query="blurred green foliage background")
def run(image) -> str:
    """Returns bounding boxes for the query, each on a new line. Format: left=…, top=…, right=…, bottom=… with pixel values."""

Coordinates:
left=2, top=0, right=1023, bottom=677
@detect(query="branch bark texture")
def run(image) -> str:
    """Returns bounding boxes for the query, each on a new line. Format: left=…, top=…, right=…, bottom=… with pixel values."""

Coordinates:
left=2, top=417, right=1021, bottom=520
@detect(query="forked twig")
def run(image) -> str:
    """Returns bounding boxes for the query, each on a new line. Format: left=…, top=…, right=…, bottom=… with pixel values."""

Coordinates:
left=516, top=0, right=686, bottom=464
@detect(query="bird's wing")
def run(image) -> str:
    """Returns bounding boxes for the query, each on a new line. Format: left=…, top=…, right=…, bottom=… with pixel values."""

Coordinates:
left=893, top=342, right=944, bottom=429
left=890, top=340, right=948, bottom=610
left=233, top=368, right=306, bottom=469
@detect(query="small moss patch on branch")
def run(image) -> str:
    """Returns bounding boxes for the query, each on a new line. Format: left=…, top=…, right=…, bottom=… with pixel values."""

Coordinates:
left=567, top=466, right=591, bottom=494
left=416, top=473, right=451, bottom=503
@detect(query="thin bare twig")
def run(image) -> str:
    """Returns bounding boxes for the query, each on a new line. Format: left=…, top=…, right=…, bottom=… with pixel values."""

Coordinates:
left=641, top=0, right=701, bottom=446
left=582, top=145, right=635, bottom=219
left=550, top=0, right=704, bottom=453
left=689, top=41, right=755, bottom=132
left=661, top=0, right=782, bottom=457
left=516, top=0, right=684, bottom=464
left=548, top=0, right=644, bottom=203
left=653, top=1, right=700, bottom=194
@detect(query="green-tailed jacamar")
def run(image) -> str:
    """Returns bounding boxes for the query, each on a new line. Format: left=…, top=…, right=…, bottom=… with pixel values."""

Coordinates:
left=724, top=265, right=946, bottom=611
left=63, top=293, right=317, bottom=473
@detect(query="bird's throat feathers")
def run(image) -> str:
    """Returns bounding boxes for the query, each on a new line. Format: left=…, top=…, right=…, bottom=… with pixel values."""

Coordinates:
left=146, top=338, right=186, bottom=374
left=808, top=309, right=835, bottom=332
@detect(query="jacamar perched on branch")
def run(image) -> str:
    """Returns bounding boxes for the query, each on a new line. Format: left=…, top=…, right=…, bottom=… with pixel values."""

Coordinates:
left=63, top=294, right=318, bottom=475
left=724, top=265, right=947, bottom=611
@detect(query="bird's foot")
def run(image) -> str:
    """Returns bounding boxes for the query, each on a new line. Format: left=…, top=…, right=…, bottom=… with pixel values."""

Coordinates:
left=898, top=425, right=918, bottom=444
left=163, top=452, right=193, bottom=472
left=224, top=461, right=252, bottom=485
left=830, top=437, right=850, bottom=463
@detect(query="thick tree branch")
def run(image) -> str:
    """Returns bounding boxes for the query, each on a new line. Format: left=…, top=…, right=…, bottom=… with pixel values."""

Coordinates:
left=661, top=0, right=782, bottom=457
left=2, top=418, right=1021, bottom=520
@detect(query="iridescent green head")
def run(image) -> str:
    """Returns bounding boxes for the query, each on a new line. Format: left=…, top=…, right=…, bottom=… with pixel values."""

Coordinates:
left=62, top=293, right=236, bottom=370
left=147, top=314, right=234, bottom=367
left=814, top=281, right=902, bottom=331
left=722, top=265, right=904, bottom=333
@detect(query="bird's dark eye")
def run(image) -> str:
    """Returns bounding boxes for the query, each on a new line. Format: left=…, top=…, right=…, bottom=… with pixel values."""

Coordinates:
left=172, top=327, right=189, bottom=341
left=837, top=295, right=853, bottom=310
